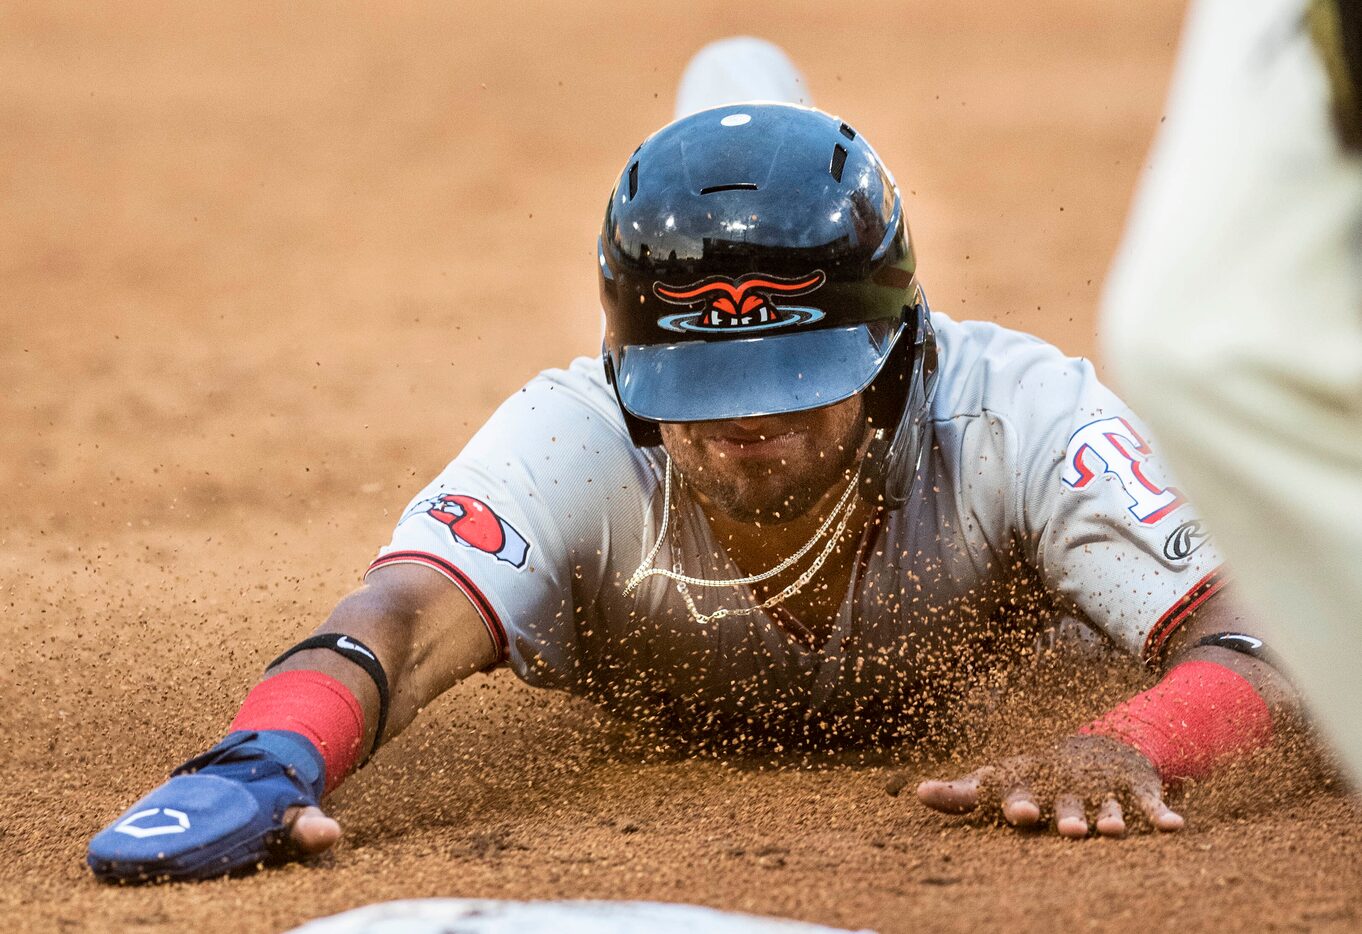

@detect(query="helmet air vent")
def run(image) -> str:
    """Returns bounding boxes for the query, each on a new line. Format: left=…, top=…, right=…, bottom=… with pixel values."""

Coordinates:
left=628, top=162, right=639, bottom=199
left=839, top=123, right=857, bottom=140
left=830, top=144, right=848, bottom=182
left=699, top=182, right=759, bottom=195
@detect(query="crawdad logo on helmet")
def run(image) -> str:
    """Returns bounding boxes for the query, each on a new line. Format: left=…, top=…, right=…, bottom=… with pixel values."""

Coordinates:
left=652, top=270, right=826, bottom=333
left=401, top=493, right=530, bottom=568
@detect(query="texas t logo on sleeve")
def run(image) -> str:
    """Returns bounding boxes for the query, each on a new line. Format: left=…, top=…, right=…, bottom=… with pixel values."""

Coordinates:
left=1062, top=416, right=1185, bottom=525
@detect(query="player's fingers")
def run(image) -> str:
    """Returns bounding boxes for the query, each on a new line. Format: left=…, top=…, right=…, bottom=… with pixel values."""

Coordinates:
left=1133, top=787, right=1185, bottom=833
left=1053, top=794, right=1089, bottom=838
left=1094, top=797, right=1127, bottom=837
left=1001, top=785, right=1042, bottom=827
left=916, top=767, right=994, bottom=814
left=286, top=805, right=342, bottom=854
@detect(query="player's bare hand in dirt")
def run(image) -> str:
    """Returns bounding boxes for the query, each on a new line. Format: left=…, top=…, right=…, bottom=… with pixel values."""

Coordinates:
left=914, top=734, right=1183, bottom=838
left=285, top=806, right=342, bottom=854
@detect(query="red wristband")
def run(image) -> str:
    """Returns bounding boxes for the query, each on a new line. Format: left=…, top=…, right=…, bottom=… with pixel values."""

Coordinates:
left=230, top=669, right=366, bottom=795
left=1079, top=659, right=1272, bottom=782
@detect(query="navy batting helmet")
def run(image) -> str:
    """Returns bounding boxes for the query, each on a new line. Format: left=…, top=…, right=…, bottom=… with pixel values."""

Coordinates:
left=598, top=102, right=937, bottom=507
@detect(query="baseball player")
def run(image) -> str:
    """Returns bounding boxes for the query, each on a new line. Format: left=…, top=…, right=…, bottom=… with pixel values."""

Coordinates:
left=1102, top=0, right=1362, bottom=781
left=88, top=39, right=1298, bottom=883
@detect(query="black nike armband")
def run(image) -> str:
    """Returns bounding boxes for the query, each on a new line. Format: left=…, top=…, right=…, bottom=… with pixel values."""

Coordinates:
left=268, top=633, right=390, bottom=764
left=1194, top=631, right=1280, bottom=668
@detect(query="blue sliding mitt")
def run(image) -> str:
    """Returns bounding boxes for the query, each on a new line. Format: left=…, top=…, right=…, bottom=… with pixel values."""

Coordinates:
left=87, top=729, right=325, bottom=883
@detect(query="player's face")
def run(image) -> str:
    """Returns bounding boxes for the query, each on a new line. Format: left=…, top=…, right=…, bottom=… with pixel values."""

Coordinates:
left=659, top=395, right=869, bottom=524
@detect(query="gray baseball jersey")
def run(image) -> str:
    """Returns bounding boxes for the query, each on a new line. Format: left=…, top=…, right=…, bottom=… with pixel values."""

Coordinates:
left=370, top=313, right=1225, bottom=742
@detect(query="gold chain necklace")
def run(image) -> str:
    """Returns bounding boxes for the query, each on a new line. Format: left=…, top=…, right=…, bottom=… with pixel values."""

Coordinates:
left=623, top=454, right=864, bottom=626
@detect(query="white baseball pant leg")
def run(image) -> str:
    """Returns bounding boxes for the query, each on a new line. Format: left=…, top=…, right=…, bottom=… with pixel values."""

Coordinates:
left=1102, top=0, right=1362, bottom=777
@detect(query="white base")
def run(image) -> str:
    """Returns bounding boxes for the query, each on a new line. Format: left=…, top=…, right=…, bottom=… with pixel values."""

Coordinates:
left=287, top=899, right=870, bottom=934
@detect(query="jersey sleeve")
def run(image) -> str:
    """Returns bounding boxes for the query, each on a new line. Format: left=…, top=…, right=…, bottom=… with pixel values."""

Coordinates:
left=972, top=333, right=1227, bottom=662
left=365, top=357, right=656, bottom=689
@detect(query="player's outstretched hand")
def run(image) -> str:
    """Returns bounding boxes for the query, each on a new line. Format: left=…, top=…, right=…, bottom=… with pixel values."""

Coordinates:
left=87, top=730, right=340, bottom=883
left=913, top=734, right=1183, bottom=838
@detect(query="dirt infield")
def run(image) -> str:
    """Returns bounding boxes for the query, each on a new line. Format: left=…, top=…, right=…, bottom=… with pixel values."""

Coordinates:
left=5, top=2, right=1362, bottom=931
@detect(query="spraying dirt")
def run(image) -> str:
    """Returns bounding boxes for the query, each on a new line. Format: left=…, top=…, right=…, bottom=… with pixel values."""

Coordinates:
left=4, top=1, right=1361, bottom=931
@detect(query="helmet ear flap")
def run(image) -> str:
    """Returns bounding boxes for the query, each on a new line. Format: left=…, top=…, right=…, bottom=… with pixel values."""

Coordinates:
left=600, top=236, right=661, bottom=447
left=603, top=350, right=663, bottom=448
left=864, top=291, right=938, bottom=509
left=597, top=236, right=617, bottom=314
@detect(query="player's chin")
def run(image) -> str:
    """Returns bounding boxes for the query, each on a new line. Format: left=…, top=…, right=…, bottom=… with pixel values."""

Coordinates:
left=700, top=465, right=827, bottom=522
left=706, top=485, right=812, bottom=523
